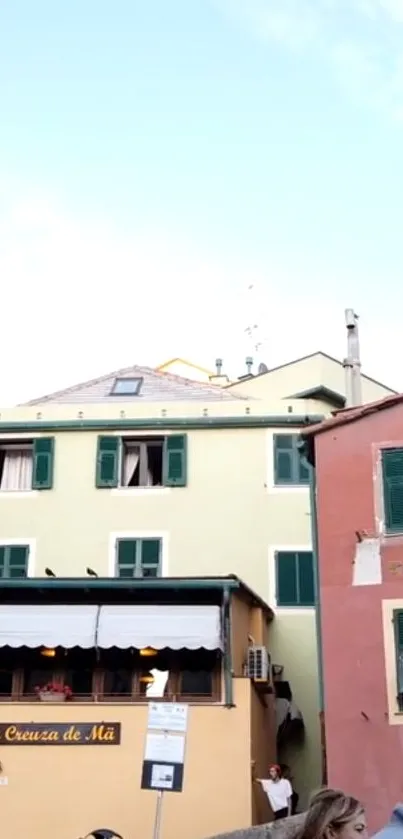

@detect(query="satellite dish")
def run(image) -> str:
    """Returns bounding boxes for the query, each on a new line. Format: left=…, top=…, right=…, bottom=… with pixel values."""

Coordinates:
left=258, top=362, right=269, bottom=374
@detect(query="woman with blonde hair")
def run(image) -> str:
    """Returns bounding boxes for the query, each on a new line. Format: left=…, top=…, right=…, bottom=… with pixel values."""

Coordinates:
left=298, top=788, right=368, bottom=839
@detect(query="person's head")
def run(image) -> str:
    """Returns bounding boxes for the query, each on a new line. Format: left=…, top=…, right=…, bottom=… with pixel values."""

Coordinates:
left=268, top=764, right=281, bottom=780
left=300, top=789, right=367, bottom=839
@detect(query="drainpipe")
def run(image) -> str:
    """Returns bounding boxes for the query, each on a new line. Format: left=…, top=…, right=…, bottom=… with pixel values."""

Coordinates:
left=309, top=465, right=327, bottom=784
left=223, top=587, right=234, bottom=708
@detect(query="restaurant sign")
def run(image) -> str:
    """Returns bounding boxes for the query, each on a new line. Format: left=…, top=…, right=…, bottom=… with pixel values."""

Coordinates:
left=0, top=722, right=121, bottom=746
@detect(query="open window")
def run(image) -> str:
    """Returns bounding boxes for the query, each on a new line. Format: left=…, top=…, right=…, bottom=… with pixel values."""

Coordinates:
left=121, top=437, right=164, bottom=487
left=0, top=646, right=221, bottom=703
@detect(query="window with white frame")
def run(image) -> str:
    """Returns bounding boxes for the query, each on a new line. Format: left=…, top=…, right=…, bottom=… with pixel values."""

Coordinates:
left=115, top=538, right=162, bottom=578
left=121, top=437, right=164, bottom=487
left=0, top=443, right=33, bottom=491
left=0, top=544, right=30, bottom=578
left=0, top=438, right=54, bottom=492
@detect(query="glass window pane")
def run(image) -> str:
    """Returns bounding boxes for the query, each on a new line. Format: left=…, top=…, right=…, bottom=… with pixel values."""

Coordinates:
left=181, top=670, right=213, bottom=696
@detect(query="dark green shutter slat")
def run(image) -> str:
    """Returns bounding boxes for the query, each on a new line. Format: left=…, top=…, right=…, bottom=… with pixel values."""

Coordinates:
left=117, top=540, right=137, bottom=567
left=383, top=450, right=403, bottom=533
left=163, top=435, right=187, bottom=487
left=32, top=437, right=54, bottom=490
left=276, top=552, right=298, bottom=606
left=297, top=552, right=315, bottom=606
left=8, top=546, right=28, bottom=578
left=96, top=436, right=119, bottom=488
left=141, top=539, right=160, bottom=567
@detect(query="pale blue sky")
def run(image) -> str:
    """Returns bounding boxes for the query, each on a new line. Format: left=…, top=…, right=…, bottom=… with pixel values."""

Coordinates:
left=1, top=0, right=402, bottom=403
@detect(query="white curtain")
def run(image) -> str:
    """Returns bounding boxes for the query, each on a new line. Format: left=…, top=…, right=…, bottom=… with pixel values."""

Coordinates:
left=1, top=450, right=33, bottom=491
left=123, top=448, right=139, bottom=486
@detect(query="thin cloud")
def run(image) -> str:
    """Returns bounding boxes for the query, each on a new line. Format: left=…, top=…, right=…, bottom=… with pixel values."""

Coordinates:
left=214, top=0, right=403, bottom=117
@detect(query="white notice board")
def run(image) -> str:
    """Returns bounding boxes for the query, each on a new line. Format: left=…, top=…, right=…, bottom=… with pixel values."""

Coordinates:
left=147, top=702, right=188, bottom=733
left=145, top=732, right=186, bottom=764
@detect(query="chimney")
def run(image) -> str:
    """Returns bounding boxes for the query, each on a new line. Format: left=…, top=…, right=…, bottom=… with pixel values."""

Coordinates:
left=209, top=358, right=230, bottom=386
left=343, top=308, right=362, bottom=407
left=237, top=356, right=254, bottom=381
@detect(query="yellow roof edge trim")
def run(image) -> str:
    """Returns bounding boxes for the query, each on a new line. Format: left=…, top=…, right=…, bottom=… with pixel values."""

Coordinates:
left=156, top=358, right=215, bottom=375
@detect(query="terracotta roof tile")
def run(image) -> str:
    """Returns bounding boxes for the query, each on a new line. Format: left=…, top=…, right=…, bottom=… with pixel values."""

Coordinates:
left=302, top=392, right=403, bottom=438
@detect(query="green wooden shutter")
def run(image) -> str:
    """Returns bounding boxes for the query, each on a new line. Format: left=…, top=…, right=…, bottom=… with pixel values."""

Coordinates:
left=96, top=436, right=120, bottom=488
left=297, top=552, right=315, bottom=606
left=141, top=539, right=161, bottom=577
left=276, top=552, right=298, bottom=606
left=163, top=435, right=187, bottom=487
left=32, top=438, right=55, bottom=489
left=116, top=539, right=137, bottom=577
left=383, top=449, right=403, bottom=533
left=8, top=545, right=29, bottom=578
left=393, top=610, right=403, bottom=708
left=0, top=546, right=5, bottom=578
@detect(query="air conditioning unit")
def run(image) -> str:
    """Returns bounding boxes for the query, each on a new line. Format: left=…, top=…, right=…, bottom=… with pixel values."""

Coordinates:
left=247, top=646, right=271, bottom=682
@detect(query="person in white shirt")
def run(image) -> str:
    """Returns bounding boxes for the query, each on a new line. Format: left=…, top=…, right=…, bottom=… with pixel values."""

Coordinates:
left=257, top=764, right=293, bottom=821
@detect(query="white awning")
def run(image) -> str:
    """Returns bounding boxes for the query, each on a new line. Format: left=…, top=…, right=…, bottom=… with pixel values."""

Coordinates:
left=0, top=603, right=223, bottom=651
left=97, top=604, right=222, bottom=650
left=0, top=605, right=98, bottom=649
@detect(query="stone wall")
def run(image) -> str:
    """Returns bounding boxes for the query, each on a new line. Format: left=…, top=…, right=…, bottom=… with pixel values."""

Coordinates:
left=205, top=813, right=306, bottom=839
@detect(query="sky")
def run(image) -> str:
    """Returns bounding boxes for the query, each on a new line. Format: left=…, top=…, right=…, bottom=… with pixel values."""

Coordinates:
left=1, top=0, right=403, bottom=405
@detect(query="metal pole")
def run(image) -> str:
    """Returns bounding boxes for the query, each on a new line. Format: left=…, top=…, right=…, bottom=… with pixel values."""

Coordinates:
left=152, top=790, right=164, bottom=839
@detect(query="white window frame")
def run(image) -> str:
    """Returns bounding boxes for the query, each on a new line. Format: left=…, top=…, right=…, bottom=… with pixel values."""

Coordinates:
left=268, top=544, right=315, bottom=613
left=266, top=430, right=311, bottom=494
left=108, top=531, right=169, bottom=578
left=0, top=434, right=40, bottom=498
left=0, top=538, right=36, bottom=577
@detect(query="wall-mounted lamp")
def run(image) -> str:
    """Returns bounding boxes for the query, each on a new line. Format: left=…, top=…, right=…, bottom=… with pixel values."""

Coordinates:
left=139, top=673, right=155, bottom=685
left=41, top=648, right=56, bottom=658
left=139, top=647, right=157, bottom=657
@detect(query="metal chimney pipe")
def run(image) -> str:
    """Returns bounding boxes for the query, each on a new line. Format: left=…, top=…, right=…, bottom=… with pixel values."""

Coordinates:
left=343, top=309, right=362, bottom=407
left=245, top=356, right=253, bottom=376
left=215, top=358, right=223, bottom=376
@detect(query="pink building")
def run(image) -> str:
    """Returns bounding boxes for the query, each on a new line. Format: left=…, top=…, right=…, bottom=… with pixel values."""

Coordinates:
left=303, top=394, right=403, bottom=832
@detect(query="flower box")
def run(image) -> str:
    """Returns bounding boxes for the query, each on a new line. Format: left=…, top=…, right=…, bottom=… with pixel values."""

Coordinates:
left=38, top=691, right=67, bottom=702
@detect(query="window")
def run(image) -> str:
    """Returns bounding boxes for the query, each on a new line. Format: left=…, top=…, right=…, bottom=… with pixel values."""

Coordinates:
left=110, top=377, right=143, bottom=396
left=0, top=646, right=221, bottom=703
left=273, top=435, right=310, bottom=486
left=393, top=610, right=403, bottom=711
left=276, top=551, right=315, bottom=607
left=0, top=545, right=29, bottom=578
left=121, top=438, right=164, bottom=487
left=0, top=438, right=54, bottom=492
left=116, top=538, right=162, bottom=578
left=96, top=434, right=187, bottom=488
left=382, top=448, right=403, bottom=534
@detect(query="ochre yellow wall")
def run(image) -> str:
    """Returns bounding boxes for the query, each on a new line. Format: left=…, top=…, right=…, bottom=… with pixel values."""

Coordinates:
left=250, top=686, right=276, bottom=824
left=0, top=680, right=252, bottom=839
